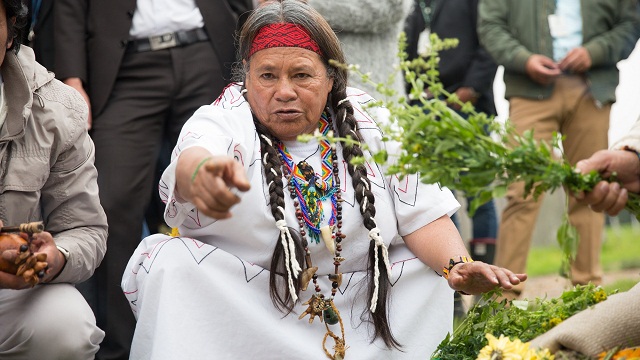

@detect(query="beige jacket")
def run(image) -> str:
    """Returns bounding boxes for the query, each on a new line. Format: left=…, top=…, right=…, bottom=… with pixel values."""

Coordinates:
left=0, top=47, right=107, bottom=284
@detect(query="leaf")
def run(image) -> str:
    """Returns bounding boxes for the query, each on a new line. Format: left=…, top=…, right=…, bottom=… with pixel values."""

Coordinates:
left=491, top=186, right=507, bottom=199
left=371, top=150, right=388, bottom=164
left=557, top=214, right=579, bottom=279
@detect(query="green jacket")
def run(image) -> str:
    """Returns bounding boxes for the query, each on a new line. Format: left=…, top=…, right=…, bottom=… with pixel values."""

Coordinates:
left=478, top=0, right=640, bottom=104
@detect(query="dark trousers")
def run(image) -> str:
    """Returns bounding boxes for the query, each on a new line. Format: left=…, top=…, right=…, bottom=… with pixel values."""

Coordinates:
left=78, top=41, right=226, bottom=360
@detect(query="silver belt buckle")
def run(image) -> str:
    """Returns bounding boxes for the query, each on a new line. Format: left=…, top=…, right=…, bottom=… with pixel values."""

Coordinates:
left=149, top=33, right=177, bottom=51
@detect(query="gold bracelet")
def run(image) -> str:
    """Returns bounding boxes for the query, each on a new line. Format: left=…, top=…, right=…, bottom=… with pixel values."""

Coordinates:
left=442, top=256, right=474, bottom=279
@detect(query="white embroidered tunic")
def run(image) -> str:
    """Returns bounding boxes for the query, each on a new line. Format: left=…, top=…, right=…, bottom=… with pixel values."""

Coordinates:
left=122, top=84, right=461, bottom=359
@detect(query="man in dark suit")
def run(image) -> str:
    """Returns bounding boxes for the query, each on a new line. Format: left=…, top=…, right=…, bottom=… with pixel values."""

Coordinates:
left=404, top=0, right=499, bottom=317
left=54, top=1, right=252, bottom=359
left=405, top=0, right=497, bottom=118
left=405, top=0, right=499, bottom=247
left=25, top=0, right=54, bottom=70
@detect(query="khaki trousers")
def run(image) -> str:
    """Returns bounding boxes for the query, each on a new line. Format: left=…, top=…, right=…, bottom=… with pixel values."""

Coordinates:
left=496, top=75, right=610, bottom=296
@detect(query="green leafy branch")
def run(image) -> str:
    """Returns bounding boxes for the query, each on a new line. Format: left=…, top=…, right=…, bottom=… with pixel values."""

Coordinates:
left=384, top=33, right=610, bottom=212
left=331, top=32, right=640, bottom=278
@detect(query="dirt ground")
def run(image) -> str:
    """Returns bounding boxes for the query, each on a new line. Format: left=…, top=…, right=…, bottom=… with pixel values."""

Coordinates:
left=520, top=268, right=640, bottom=300
left=459, top=268, right=640, bottom=311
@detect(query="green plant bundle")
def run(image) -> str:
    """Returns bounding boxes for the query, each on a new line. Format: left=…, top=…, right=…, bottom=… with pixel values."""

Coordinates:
left=431, top=285, right=612, bottom=360
left=375, top=33, right=640, bottom=219
left=329, top=33, right=640, bottom=279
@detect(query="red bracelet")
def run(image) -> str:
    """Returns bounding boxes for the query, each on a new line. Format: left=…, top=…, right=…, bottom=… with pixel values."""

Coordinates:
left=442, top=256, right=474, bottom=279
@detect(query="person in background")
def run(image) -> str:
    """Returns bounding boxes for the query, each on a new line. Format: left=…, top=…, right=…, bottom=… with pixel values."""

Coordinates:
left=54, top=0, right=253, bottom=358
left=24, top=0, right=54, bottom=71
left=405, top=0, right=500, bottom=317
left=121, top=1, right=526, bottom=359
left=529, top=117, right=640, bottom=357
left=404, top=0, right=499, bottom=260
left=307, top=0, right=413, bottom=99
left=0, top=0, right=108, bottom=358
left=478, top=0, right=640, bottom=299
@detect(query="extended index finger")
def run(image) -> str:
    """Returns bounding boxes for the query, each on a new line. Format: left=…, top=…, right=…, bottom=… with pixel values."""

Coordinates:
left=205, top=160, right=250, bottom=192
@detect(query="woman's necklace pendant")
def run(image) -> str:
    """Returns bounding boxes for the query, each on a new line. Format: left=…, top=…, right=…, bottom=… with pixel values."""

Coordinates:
left=300, top=266, right=318, bottom=291
left=298, top=294, right=328, bottom=324
left=320, top=225, right=336, bottom=255
left=322, top=301, right=339, bottom=325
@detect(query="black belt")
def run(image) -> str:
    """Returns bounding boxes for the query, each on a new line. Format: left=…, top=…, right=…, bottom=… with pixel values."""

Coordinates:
left=126, top=27, right=209, bottom=53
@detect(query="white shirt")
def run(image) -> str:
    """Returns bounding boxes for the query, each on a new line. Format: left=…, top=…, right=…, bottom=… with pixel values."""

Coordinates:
left=551, top=0, right=583, bottom=62
left=129, top=0, right=204, bottom=39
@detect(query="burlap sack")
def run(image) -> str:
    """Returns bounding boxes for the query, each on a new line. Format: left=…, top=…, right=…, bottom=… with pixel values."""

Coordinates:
left=529, top=282, right=640, bottom=356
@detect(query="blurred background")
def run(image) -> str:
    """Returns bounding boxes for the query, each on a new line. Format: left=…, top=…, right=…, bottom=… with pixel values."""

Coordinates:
left=455, top=40, right=640, bottom=299
left=456, top=39, right=640, bottom=246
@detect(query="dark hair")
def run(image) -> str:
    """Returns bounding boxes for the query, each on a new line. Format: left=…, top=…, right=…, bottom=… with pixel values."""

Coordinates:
left=239, top=0, right=400, bottom=349
left=2, top=0, right=28, bottom=53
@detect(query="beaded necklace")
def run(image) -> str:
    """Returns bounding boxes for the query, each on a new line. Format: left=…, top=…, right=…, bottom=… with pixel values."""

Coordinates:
left=276, top=113, right=347, bottom=359
left=277, top=113, right=337, bottom=244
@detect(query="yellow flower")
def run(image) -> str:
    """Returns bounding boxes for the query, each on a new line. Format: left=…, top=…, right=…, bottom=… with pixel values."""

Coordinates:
left=525, top=347, right=555, bottom=360
left=547, top=317, right=562, bottom=329
left=476, top=334, right=556, bottom=360
left=592, top=289, right=607, bottom=303
left=477, top=334, right=527, bottom=360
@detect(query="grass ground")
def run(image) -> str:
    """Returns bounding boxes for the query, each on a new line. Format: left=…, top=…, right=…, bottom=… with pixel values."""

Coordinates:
left=527, top=223, right=640, bottom=292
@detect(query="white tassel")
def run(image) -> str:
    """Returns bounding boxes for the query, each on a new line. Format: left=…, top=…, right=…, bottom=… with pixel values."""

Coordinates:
left=276, top=207, right=302, bottom=303
left=360, top=177, right=370, bottom=190
left=361, top=182, right=368, bottom=213
left=368, top=227, right=392, bottom=313
left=337, top=98, right=350, bottom=106
left=260, top=134, right=273, bottom=146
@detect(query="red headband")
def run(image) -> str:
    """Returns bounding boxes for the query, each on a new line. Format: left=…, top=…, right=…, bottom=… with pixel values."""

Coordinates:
left=248, top=23, right=323, bottom=58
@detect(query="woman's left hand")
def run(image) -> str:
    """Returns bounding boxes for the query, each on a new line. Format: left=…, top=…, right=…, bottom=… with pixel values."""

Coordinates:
left=446, top=261, right=527, bottom=295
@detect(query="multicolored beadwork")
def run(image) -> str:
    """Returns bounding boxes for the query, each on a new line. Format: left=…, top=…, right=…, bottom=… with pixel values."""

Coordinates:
left=277, top=113, right=337, bottom=244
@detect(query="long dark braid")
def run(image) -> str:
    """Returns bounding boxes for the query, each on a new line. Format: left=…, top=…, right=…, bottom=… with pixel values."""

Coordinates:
left=329, top=88, right=400, bottom=349
left=254, top=117, right=305, bottom=314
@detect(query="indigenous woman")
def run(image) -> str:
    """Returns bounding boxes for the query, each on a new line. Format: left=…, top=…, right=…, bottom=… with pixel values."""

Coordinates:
left=122, top=1, right=526, bottom=359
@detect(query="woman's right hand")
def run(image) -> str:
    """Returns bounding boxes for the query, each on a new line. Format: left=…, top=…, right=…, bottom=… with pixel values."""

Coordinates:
left=177, top=148, right=251, bottom=219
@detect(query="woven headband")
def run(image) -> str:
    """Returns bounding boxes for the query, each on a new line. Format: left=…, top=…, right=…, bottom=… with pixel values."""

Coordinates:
left=248, top=23, right=323, bottom=58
